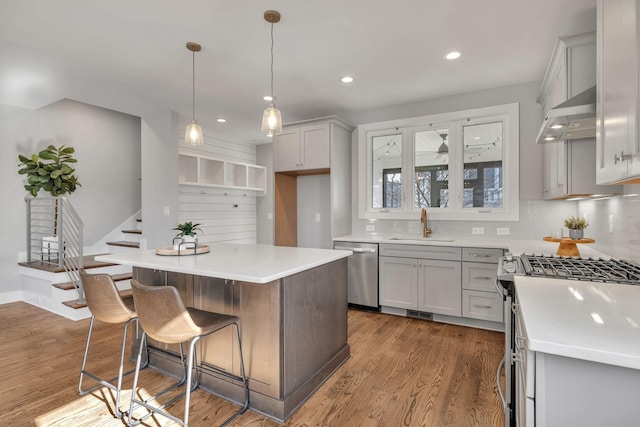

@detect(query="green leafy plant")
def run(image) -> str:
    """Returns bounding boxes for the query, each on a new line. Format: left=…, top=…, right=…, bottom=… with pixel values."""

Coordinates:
left=564, top=216, right=589, bottom=230
left=173, top=221, right=202, bottom=237
left=18, top=145, right=81, bottom=197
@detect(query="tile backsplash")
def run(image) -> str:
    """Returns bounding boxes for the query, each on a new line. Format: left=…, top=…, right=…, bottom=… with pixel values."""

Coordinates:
left=351, top=185, right=640, bottom=262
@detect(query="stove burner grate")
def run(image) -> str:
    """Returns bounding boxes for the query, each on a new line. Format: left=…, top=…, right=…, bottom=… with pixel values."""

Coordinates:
left=521, top=254, right=640, bottom=285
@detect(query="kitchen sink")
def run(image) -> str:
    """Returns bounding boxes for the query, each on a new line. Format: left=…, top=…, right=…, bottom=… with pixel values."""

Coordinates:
left=388, top=236, right=454, bottom=242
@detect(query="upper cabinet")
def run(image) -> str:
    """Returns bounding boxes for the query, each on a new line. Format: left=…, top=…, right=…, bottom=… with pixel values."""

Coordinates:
left=273, top=123, right=331, bottom=173
left=596, top=0, right=640, bottom=184
left=178, top=151, right=267, bottom=195
left=538, top=32, right=620, bottom=198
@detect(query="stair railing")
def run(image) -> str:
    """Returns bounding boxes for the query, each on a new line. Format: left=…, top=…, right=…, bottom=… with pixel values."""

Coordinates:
left=25, top=196, right=85, bottom=302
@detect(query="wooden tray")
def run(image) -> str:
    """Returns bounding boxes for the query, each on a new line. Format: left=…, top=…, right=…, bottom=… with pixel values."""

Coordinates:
left=543, top=237, right=595, bottom=257
left=155, top=244, right=210, bottom=256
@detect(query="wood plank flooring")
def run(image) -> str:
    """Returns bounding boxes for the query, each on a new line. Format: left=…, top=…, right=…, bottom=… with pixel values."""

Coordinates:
left=0, top=302, right=504, bottom=426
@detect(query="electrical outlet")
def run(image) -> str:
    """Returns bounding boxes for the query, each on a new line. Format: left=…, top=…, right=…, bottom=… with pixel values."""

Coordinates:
left=267, top=213, right=273, bottom=220
left=609, top=215, right=614, bottom=233
left=315, top=213, right=321, bottom=222
left=472, top=227, right=485, bottom=235
left=497, top=227, right=510, bottom=236
left=163, top=206, right=170, bottom=216
left=366, top=225, right=375, bottom=232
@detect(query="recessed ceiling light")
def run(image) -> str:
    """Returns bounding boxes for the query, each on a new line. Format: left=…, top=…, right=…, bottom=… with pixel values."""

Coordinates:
left=340, top=76, right=354, bottom=84
left=544, top=136, right=556, bottom=141
left=550, top=124, right=564, bottom=129
left=445, top=51, right=461, bottom=60
left=216, top=117, right=227, bottom=123
left=263, top=95, right=273, bottom=102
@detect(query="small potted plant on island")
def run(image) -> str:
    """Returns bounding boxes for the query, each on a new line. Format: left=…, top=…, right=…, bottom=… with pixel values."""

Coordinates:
left=564, top=216, right=589, bottom=240
left=173, top=221, right=202, bottom=248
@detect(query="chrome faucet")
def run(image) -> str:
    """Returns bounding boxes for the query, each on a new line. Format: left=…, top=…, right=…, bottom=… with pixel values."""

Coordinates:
left=421, top=208, right=432, bottom=238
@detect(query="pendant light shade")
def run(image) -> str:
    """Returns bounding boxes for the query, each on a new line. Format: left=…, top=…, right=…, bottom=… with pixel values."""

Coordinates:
left=185, top=42, right=204, bottom=146
left=261, top=10, right=282, bottom=137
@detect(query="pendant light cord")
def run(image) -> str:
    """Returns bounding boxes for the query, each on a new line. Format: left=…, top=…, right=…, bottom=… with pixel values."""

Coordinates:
left=192, top=50, right=196, bottom=121
left=270, top=23, right=275, bottom=101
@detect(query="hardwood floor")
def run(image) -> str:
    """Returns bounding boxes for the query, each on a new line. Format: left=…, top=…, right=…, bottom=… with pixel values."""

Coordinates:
left=0, top=302, right=504, bottom=426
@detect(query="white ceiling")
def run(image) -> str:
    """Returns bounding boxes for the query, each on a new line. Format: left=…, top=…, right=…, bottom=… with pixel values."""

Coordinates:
left=0, top=0, right=596, bottom=144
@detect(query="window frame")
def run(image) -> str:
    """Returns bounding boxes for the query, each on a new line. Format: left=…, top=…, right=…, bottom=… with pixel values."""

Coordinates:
left=358, top=103, right=519, bottom=221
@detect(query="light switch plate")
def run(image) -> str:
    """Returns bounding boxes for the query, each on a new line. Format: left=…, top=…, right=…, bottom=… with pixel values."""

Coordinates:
left=472, top=227, right=485, bottom=235
left=497, top=227, right=510, bottom=236
left=315, top=213, right=321, bottom=222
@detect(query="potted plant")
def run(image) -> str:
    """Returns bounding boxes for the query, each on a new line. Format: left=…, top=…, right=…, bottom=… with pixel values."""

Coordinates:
left=18, top=145, right=81, bottom=198
left=564, top=216, right=589, bottom=240
left=173, top=221, right=202, bottom=245
left=18, top=145, right=81, bottom=256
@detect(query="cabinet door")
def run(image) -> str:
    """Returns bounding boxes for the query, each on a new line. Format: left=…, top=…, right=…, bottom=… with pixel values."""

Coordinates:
left=273, top=128, right=301, bottom=172
left=379, top=256, right=417, bottom=310
left=596, top=0, right=640, bottom=184
left=300, top=124, right=330, bottom=170
left=417, top=259, right=461, bottom=316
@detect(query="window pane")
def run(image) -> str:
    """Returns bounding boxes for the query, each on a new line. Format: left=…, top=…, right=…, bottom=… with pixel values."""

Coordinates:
left=414, top=129, right=449, bottom=208
left=372, top=133, right=402, bottom=208
left=463, top=122, right=503, bottom=208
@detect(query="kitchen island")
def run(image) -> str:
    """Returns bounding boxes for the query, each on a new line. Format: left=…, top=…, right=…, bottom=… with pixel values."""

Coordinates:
left=96, top=243, right=352, bottom=423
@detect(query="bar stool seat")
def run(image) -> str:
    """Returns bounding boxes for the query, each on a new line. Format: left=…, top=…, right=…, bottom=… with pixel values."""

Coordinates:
left=128, top=279, right=249, bottom=427
left=78, top=270, right=147, bottom=419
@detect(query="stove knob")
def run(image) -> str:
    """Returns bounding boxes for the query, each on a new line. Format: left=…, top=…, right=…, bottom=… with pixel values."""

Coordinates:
left=505, top=252, right=513, bottom=262
left=504, top=263, right=516, bottom=273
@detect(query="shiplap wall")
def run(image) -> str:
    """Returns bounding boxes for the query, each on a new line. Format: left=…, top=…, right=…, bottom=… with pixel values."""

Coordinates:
left=178, top=133, right=259, bottom=244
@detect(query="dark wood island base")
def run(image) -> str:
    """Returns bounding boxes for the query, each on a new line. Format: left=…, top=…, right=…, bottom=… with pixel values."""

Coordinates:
left=133, top=258, right=349, bottom=423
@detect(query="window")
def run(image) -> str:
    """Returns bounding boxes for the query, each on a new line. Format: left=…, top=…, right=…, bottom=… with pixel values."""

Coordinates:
left=358, top=103, right=519, bottom=221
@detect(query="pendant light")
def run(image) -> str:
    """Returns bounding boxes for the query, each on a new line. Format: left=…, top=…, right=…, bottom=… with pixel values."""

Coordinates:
left=185, top=42, right=203, bottom=146
left=261, top=10, right=283, bottom=137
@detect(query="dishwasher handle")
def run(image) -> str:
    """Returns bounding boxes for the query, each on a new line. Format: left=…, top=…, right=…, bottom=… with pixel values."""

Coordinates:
left=334, top=246, right=377, bottom=254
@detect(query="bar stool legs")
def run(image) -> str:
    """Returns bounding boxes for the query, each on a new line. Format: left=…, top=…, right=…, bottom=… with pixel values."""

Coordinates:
left=78, top=315, right=148, bottom=419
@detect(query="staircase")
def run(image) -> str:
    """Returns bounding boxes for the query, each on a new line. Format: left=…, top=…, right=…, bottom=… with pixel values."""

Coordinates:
left=18, top=255, right=134, bottom=320
left=19, top=206, right=143, bottom=321
left=106, top=218, right=143, bottom=251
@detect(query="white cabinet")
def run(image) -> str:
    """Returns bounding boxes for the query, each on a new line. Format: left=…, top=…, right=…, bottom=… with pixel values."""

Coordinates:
left=379, top=256, right=417, bottom=310
left=273, top=117, right=353, bottom=248
left=273, top=123, right=330, bottom=172
left=538, top=32, right=619, bottom=199
left=417, top=259, right=461, bottom=316
left=461, top=247, right=503, bottom=323
left=596, top=0, right=640, bottom=184
left=178, top=152, right=267, bottom=194
left=379, top=244, right=462, bottom=316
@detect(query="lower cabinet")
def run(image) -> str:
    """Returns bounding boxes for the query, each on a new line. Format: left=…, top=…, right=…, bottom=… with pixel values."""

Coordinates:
left=379, top=244, right=503, bottom=327
left=417, top=259, right=461, bottom=316
left=379, top=256, right=417, bottom=310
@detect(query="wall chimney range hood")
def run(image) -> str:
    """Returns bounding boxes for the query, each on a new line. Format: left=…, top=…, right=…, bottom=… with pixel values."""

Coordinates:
left=536, top=85, right=596, bottom=144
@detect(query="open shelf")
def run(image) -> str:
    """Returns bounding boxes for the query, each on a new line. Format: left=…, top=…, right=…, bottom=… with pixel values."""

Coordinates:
left=179, top=151, right=267, bottom=195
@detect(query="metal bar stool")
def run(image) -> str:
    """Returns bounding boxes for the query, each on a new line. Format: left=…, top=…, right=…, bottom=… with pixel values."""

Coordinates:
left=78, top=270, right=148, bottom=419
left=128, top=279, right=249, bottom=427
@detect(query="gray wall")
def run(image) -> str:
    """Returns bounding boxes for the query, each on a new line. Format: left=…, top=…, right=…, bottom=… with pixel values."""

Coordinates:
left=0, top=99, right=141, bottom=297
left=256, top=144, right=274, bottom=245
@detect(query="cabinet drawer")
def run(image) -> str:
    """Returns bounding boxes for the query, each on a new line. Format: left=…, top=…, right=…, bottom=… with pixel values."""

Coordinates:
left=380, top=244, right=461, bottom=261
left=462, top=247, right=503, bottom=263
left=462, top=290, right=503, bottom=322
left=462, top=262, right=498, bottom=292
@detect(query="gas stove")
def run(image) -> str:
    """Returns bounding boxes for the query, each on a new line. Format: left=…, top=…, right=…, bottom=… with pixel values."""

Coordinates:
left=498, top=253, right=640, bottom=286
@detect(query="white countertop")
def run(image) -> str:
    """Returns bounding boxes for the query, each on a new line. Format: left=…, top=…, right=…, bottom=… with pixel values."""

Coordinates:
left=96, top=243, right=351, bottom=284
left=516, top=276, right=640, bottom=370
left=334, top=235, right=610, bottom=258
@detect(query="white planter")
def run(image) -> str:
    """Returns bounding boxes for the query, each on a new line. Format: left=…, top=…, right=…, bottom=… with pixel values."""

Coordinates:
left=569, top=229, right=584, bottom=240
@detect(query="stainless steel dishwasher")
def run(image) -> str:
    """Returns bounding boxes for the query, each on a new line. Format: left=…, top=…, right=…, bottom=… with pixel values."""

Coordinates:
left=333, top=241, right=379, bottom=310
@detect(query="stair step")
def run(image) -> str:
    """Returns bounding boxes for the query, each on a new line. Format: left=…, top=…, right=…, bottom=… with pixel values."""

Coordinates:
left=18, top=254, right=118, bottom=274
left=52, top=272, right=133, bottom=291
left=62, top=289, right=132, bottom=310
left=106, top=241, right=140, bottom=248
left=122, top=229, right=142, bottom=235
